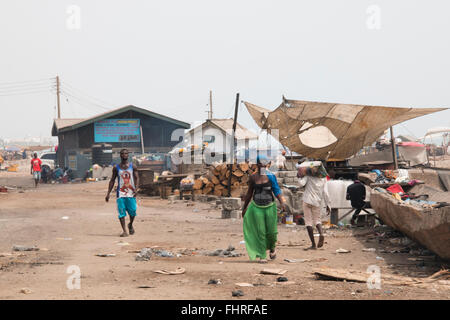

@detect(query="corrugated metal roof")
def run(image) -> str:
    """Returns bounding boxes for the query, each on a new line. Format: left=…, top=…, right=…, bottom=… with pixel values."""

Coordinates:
left=52, top=105, right=190, bottom=136
left=189, top=119, right=258, bottom=140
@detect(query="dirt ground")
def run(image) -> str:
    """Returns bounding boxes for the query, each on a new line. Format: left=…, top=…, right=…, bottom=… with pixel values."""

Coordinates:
left=0, top=170, right=449, bottom=300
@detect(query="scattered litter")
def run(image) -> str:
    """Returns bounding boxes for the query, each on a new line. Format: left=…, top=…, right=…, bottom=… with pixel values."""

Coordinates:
left=193, top=209, right=199, bottom=213
left=136, top=248, right=152, bottom=261
left=235, top=283, right=254, bottom=287
left=96, top=253, right=116, bottom=257
left=56, top=238, right=72, bottom=241
left=389, top=237, right=413, bottom=246
left=376, top=256, right=385, bottom=261
left=277, top=277, right=288, bottom=282
left=336, top=248, right=351, bottom=254
left=13, top=245, right=39, bottom=252
left=153, top=250, right=174, bottom=258
left=137, top=285, right=155, bottom=289
left=202, top=245, right=242, bottom=257
left=208, top=279, right=222, bottom=285
left=239, top=241, right=245, bottom=244
left=260, top=269, right=287, bottom=275
left=116, top=242, right=130, bottom=246
left=285, top=258, right=310, bottom=263
left=153, top=267, right=186, bottom=275
left=362, top=248, right=376, bottom=252
left=313, top=267, right=450, bottom=289
left=232, top=290, right=244, bottom=297
left=20, top=288, right=32, bottom=294
left=61, top=216, right=69, bottom=220
left=284, top=258, right=328, bottom=263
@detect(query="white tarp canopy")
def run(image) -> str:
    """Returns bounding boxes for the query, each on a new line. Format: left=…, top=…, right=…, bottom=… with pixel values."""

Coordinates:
left=244, top=98, right=447, bottom=160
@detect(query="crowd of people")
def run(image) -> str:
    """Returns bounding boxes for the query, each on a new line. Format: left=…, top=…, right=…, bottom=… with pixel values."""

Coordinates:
left=103, top=149, right=369, bottom=263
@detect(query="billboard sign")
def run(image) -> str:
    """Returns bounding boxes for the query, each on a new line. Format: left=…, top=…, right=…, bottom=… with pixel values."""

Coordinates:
left=94, top=119, right=141, bottom=143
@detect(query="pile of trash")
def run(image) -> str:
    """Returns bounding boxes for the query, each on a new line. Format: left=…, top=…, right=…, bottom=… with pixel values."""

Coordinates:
left=375, top=185, right=449, bottom=209
left=372, top=169, right=421, bottom=186
left=201, top=245, right=243, bottom=258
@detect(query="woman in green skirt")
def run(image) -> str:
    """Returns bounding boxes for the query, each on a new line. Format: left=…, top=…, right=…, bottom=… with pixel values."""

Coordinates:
left=242, top=155, right=287, bottom=263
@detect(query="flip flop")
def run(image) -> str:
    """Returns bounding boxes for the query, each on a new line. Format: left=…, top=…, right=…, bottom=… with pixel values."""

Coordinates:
left=128, top=223, right=135, bottom=235
left=120, top=232, right=129, bottom=237
left=269, top=250, right=277, bottom=260
left=303, top=246, right=316, bottom=251
left=317, top=235, right=324, bottom=248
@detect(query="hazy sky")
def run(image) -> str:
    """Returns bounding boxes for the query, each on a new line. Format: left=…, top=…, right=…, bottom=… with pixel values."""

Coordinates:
left=1, top=0, right=449, bottom=142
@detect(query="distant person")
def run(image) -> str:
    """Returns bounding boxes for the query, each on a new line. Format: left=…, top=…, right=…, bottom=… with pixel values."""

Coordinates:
left=346, top=180, right=369, bottom=225
left=276, top=150, right=287, bottom=171
left=242, top=154, right=287, bottom=263
left=105, top=149, right=139, bottom=237
left=30, top=153, right=42, bottom=187
left=297, top=165, right=331, bottom=250
left=22, top=149, right=27, bottom=159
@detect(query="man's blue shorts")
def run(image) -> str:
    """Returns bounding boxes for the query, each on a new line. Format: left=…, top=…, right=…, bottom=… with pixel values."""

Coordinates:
left=117, top=197, right=137, bottom=219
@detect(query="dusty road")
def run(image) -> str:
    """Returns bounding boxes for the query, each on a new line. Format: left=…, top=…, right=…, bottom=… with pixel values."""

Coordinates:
left=0, top=172, right=449, bottom=300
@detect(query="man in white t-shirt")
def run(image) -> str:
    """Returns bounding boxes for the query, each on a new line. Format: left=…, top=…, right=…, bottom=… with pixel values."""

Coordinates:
left=298, top=172, right=331, bottom=250
left=276, top=150, right=287, bottom=171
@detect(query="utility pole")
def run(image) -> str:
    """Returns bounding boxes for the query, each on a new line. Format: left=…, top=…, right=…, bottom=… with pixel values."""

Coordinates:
left=56, top=76, right=61, bottom=119
left=227, top=93, right=240, bottom=197
left=390, top=126, right=398, bottom=170
left=209, top=90, right=213, bottom=120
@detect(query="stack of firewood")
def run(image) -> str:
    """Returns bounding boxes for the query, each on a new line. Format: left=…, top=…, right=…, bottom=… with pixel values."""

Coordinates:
left=191, top=162, right=258, bottom=198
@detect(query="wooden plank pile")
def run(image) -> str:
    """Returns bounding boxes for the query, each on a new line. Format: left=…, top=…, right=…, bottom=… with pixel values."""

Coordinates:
left=191, top=162, right=258, bottom=198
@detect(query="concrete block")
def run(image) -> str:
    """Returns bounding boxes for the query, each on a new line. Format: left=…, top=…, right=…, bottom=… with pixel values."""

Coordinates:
left=207, top=195, right=218, bottom=202
left=197, top=195, right=208, bottom=203
left=221, top=209, right=231, bottom=219
left=285, top=171, right=298, bottom=177
left=221, top=197, right=242, bottom=211
left=229, top=210, right=241, bottom=219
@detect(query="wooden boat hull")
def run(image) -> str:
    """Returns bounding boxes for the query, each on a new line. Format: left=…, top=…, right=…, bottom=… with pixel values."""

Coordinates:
left=370, top=191, right=450, bottom=260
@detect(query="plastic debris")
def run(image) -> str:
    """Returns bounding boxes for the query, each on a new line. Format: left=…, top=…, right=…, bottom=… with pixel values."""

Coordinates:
left=153, top=267, right=185, bottom=275
left=13, top=245, right=39, bottom=252
left=232, top=290, right=244, bottom=297
left=136, top=248, right=152, bottom=261
left=96, top=253, right=116, bottom=257
left=336, top=248, right=351, bottom=253
left=208, top=279, right=222, bottom=285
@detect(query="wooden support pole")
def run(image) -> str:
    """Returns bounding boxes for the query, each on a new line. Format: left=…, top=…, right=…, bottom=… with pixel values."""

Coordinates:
left=140, top=125, right=145, bottom=154
left=390, top=126, right=398, bottom=170
left=227, top=93, right=240, bottom=197
left=56, top=75, right=61, bottom=119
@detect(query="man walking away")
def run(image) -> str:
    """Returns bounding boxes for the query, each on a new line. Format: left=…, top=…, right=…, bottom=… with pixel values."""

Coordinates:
left=30, top=153, right=42, bottom=187
left=105, top=149, right=139, bottom=237
left=346, top=180, right=368, bottom=225
left=298, top=168, right=331, bottom=250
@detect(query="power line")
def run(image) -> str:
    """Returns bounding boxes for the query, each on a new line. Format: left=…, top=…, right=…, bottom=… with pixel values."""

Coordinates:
left=0, top=85, right=55, bottom=94
left=60, top=90, right=110, bottom=112
left=0, top=77, right=53, bottom=87
left=0, top=89, right=53, bottom=97
left=60, top=81, right=114, bottom=108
